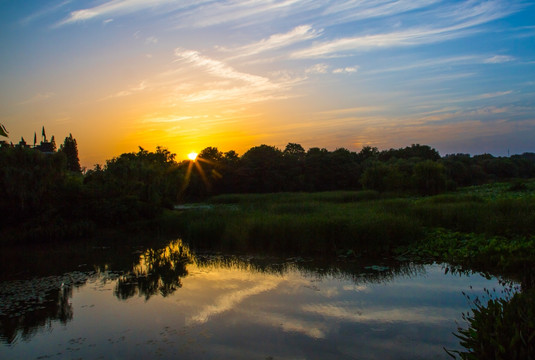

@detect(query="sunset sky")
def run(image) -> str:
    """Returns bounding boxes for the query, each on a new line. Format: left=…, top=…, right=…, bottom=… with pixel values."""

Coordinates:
left=1, top=0, right=534, bottom=167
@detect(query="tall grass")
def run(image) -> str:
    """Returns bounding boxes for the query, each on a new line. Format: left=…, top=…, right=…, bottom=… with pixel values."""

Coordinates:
left=411, top=196, right=535, bottom=236
left=176, top=191, right=422, bottom=255
left=171, top=185, right=535, bottom=256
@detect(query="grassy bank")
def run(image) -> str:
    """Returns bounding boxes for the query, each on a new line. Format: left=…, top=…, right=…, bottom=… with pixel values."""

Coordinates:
left=172, top=191, right=422, bottom=254
left=170, top=180, right=535, bottom=261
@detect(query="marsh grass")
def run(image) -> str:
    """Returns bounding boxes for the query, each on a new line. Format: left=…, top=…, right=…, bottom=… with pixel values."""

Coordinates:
left=412, top=196, right=535, bottom=236
left=209, top=190, right=381, bottom=205
left=172, top=182, right=535, bottom=256
left=176, top=191, right=422, bottom=255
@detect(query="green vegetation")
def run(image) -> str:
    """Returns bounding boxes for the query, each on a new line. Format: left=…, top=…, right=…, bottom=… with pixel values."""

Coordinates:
left=2, top=128, right=534, bottom=259
left=446, top=288, right=535, bottom=360
left=178, top=143, right=535, bottom=200
left=0, top=141, right=182, bottom=243
left=3, top=125, right=534, bottom=357
left=170, top=181, right=535, bottom=358
left=175, top=192, right=421, bottom=254
left=173, top=183, right=535, bottom=261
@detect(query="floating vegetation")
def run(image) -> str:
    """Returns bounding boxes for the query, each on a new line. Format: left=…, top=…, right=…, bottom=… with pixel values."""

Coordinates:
left=0, top=272, right=89, bottom=318
left=0, top=270, right=125, bottom=319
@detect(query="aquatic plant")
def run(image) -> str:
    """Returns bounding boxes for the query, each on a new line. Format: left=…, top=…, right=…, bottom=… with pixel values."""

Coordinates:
left=447, top=288, right=535, bottom=360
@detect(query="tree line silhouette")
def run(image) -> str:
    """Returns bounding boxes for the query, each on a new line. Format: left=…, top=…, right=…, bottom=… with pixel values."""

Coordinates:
left=1, top=127, right=534, bottom=242
left=185, top=143, right=535, bottom=198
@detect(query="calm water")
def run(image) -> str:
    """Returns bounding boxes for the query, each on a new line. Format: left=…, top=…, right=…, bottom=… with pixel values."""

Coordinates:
left=0, top=239, right=513, bottom=360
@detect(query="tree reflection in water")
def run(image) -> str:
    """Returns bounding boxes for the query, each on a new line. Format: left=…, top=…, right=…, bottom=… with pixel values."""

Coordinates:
left=1, top=238, right=529, bottom=358
left=114, top=240, right=193, bottom=300
left=0, top=285, right=73, bottom=344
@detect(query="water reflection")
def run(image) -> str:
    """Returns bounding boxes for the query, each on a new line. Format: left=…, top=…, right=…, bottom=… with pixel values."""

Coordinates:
left=115, top=240, right=192, bottom=300
left=0, top=239, right=520, bottom=359
left=0, top=276, right=79, bottom=344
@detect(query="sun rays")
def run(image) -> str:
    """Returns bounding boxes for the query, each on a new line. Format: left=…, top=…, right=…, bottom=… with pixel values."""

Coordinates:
left=179, top=154, right=217, bottom=201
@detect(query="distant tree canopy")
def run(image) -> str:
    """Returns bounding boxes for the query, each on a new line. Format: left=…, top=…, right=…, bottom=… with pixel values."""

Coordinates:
left=84, top=146, right=183, bottom=224
left=2, top=135, right=535, bottom=243
left=177, top=143, right=535, bottom=200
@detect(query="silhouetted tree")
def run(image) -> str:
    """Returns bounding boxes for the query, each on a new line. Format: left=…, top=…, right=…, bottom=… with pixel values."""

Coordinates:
left=59, top=134, right=81, bottom=173
left=282, top=143, right=306, bottom=191
left=185, top=147, right=225, bottom=198
left=511, top=153, right=535, bottom=177
left=84, top=146, right=182, bottom=223
left=357, top=146, right=379, bottom=163
left=199, top=147, right=223, bottom=162
left=412, top=160, right=447, bottom=195
left=283, top=143, right=306, bottom=160
left=328, top=148, right=360, bottom=190
left=442, top=154, right=473, bottom=187
left=361, top=162, right=392, bottom=192
left=50, top=136, right=57, bottom=152
left=0, top=146, right=79, bottom=240
left=220, top=150, right=241, bottom=193
left=239, top=145, right=285, bottom=193
left=303, top=147, right=330, bottom=191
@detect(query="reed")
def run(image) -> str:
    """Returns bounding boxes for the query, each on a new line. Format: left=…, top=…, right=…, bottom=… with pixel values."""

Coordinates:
left=171, top=183, right=535, bottom=256
left=176, top=191, right=422, bottom=255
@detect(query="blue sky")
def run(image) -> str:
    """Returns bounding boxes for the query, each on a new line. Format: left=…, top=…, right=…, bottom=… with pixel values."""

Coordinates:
left=1, top=0, right=534, bottom=166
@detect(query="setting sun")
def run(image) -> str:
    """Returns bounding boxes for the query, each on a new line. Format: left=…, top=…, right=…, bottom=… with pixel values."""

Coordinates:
left=188, top=152, right=198, bottom=161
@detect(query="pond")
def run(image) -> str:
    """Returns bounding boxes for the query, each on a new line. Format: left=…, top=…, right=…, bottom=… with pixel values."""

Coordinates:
left=0, top=239, right=516, bottom=360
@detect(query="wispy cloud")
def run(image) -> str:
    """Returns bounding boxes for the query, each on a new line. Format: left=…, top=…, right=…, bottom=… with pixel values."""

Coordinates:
left=333, top=66, right=358, bottom=74
left=484, top=55, right=515, bottom=63
left=173, top=48, right=302, bottom=103
left=241, top=308, right=327, bottom=339
left=173, top=0, right=311, bottom=29
left=475, top=90, right=513, bottom=99
left=302, top=303, right=454, bottom=324
left=142, top=115, right=195, bottom=124
left=17, top=92, right=55, bottom=105
left=317, top=106, right=382, bottom=116
left=221, top=25, right=321, bottom=59
left=55, top=0, right=205, bottom=27
left=291, top=0, right=519, bottom=58
left=366, top=55, right=481, bottom=75
left=103, top=81, right=147, bottom=99
left=21, top=1, right=72, bottom=26
left=321, top=0, right=440, bottom=25
left=145, top=36, right=158, bottom=45
left=305, top=63, right=329, bottom=74
left=175, top=49, right=273, bottom=86
left=188, top=279, right=280, bottom=324
left=290, top=27, right=463, bottom=58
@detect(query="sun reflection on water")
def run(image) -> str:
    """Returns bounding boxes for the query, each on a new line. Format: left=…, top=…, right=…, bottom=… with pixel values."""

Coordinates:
left=0, top=238, right=518, bottom=360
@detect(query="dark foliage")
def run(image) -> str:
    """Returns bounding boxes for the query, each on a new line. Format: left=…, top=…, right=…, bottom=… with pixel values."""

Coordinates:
left=1, top=144, right=182, bottom=242
left=3, top=134, right=535, bottom=243
left=180, top=142, right=535, bottom=199
left=83, top=146, right=183, bottom=224
left=59, top=134, right=81, bottom=173
left=447, top=289, right=535, bottom=360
